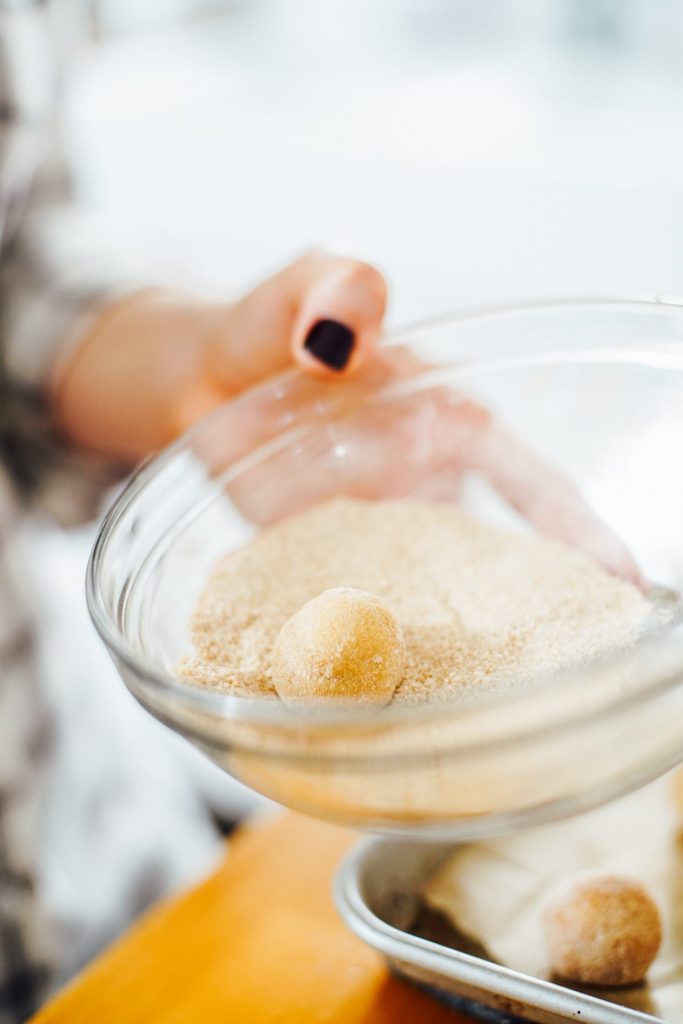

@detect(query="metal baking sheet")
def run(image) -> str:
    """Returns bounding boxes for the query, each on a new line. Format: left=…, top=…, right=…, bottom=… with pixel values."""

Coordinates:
left=334, top=837, right=665, bottom=1024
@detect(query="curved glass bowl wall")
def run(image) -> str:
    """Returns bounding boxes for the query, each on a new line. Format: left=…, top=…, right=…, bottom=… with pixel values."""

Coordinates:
left=88, top=301, right=683, bottom=838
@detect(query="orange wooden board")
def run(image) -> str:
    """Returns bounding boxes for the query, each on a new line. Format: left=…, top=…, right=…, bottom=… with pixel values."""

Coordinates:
left=32, top=812, right=464, bottom=1023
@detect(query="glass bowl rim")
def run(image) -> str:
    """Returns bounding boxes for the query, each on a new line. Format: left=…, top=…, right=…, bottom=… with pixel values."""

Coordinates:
left=86, top=297, right=683, bottom=737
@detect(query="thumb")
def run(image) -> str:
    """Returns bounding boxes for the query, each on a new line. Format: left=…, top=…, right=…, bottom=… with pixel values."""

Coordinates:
left=205, top=250, right=388, bottom=393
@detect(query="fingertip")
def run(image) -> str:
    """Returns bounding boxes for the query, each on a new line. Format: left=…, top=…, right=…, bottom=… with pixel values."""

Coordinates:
left=348, top=260, right=388, bottom=320
left=292, top=260, right=388, bottom=377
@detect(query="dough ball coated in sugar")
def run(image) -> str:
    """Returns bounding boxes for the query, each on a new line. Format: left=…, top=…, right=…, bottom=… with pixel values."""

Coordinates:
left=271, top=588, right=405, bottom=707
left=543, top=873, right=662, bottom=987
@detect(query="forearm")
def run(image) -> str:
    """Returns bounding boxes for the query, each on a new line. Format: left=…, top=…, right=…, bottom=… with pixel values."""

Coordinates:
left=0, top=208, right=148, bottom=512
left=50, top=252, right=387, bottom=463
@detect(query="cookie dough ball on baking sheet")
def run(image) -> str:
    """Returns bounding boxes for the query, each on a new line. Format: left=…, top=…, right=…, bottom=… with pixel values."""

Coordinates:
left=271, top=588, right=405, bottom=708
left=543, top=873, right=662, bottom=987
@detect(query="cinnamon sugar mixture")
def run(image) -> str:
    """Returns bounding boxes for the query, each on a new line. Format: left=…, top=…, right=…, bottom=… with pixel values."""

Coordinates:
left=179, top=498, right=651, bottom=704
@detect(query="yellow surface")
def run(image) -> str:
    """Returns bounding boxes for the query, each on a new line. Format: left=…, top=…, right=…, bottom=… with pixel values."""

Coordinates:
left=32, top=812, right=463, bottom=1023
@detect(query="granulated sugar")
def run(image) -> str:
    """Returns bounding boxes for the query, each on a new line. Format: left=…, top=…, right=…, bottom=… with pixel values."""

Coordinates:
left=179, top=498, right=651, bottom=704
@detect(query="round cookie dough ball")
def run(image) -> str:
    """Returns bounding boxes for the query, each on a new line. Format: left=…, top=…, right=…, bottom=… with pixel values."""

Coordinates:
left=271, top=588, right=405, bottom=708
left=543, top=873, right=662, bottom=987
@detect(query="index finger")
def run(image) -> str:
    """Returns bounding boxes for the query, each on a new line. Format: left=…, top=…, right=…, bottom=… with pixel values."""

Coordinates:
left=205, top=251, right=388, bottom=395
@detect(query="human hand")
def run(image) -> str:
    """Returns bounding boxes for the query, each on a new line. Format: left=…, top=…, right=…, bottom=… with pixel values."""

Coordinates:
left=52, top=250, right=387, bottom=461
left=209, top=358, right=641, bottom=584
left=52, top=249, right=639, bottom=582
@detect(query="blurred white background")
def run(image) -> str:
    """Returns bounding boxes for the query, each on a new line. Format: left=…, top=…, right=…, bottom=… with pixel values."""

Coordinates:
left=65, top=0, right=683, bottom=322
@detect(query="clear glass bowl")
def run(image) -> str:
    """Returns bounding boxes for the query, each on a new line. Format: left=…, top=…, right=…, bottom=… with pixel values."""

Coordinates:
left=87, top=300, right=683, bottom=839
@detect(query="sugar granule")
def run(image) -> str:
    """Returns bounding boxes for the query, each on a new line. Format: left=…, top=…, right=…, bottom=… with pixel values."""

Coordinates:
left=178, top=498, right=651, bottom=704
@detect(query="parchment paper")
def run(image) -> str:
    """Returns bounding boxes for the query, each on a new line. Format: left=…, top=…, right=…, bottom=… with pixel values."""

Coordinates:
left=425, top=774, right=683, bottom=1020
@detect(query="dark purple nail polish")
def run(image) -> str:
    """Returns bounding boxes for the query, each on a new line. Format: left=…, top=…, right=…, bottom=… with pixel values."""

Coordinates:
left=303, top=319, right=355, bottom=370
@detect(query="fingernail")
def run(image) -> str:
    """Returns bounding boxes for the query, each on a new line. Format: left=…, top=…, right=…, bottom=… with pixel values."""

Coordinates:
left=303, top=319, right=355, bottom=371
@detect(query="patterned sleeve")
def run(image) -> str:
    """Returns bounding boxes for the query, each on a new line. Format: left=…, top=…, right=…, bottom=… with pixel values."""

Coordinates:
left=0, top=483, right=56, bottom=1022
left=0, top=1, right=131, bottom=523
left=0, top=7, right=134, bottom=1017
left=0, top=9, right=88, bottom=1017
